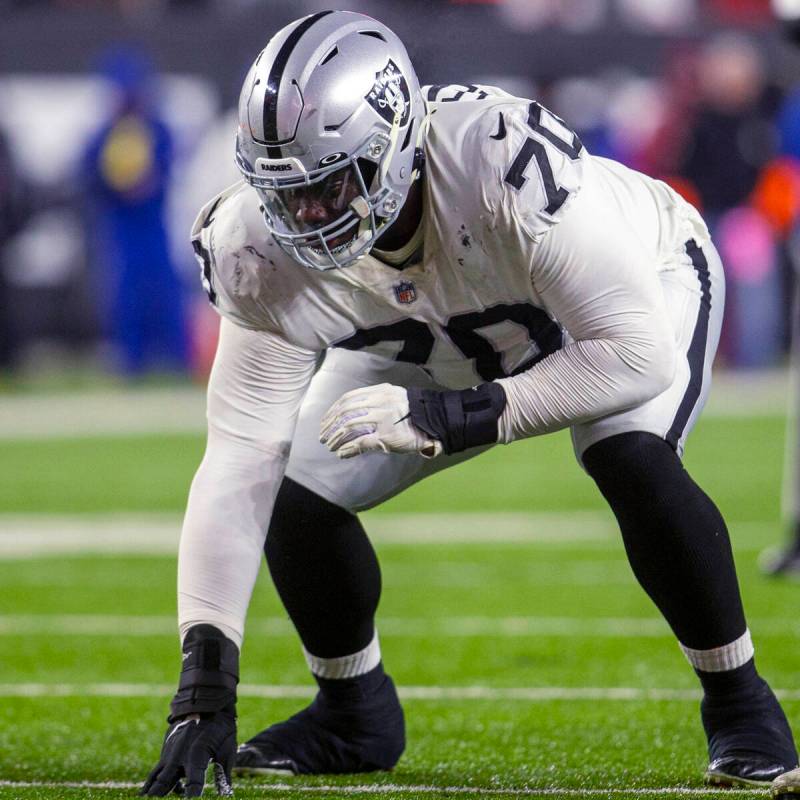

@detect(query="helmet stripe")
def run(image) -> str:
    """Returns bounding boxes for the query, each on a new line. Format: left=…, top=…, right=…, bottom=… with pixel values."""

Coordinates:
left=263, top=10, right=334, bottom=157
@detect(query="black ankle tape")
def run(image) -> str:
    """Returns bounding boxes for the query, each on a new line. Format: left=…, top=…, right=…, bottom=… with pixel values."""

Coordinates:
left=697, top=658, right=760, bottom=700
left=170, top=624, right=239, bottom=718
left=408, top=383, right=506, bottom=454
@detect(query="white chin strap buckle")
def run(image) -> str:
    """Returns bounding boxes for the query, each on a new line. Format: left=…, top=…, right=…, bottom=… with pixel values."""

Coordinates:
left=350, top=196, right=371, bottom=220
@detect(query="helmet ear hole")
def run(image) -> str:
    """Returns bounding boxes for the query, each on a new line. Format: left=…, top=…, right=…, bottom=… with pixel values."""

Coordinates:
left=356, top=157, right=379, bottom=192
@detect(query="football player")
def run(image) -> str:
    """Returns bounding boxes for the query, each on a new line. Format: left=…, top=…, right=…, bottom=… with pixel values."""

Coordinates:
left=141, top=11, right=797, bottom=797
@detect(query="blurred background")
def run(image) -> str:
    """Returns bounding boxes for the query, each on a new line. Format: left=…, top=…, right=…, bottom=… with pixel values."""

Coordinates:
left=3, top=5, right=800, bottom=790
left=0, top=0, right=799, bottom=381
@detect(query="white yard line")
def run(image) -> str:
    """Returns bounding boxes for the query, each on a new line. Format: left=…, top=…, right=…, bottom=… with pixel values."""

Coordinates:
left=0, top=613, right=796, bottom=639
left=0, top=779, right=764, bottom=795
left=0, top=513, right=776, bottom=556
left=0, top=613, right=668, bottom=638
left=0, top=385, right=208, bottom=439
left=0, top=512, right=620, bottom=556
left=0, top=613, right=770, bottom=637
left=3, top=682, right=800, bottom=703
left=0, top=369, right=787, bottom=440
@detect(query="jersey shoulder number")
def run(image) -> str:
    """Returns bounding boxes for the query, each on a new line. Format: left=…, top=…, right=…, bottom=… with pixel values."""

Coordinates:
left=480, top=99, right=587, bottom=242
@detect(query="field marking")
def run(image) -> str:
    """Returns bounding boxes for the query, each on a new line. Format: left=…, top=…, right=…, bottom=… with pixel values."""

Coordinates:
left=0, top=512, right=620, bottom=557
left=0, top=613, right=797, bottom=639
left=0, top=780, right=766, bottom=795
left=0, top=369, right=786, bottom=440
left=0, top=613, right=671, bottom=638
left=0, top=514, right=779, bottom=557
left=3, top=682, right=800, bottom=703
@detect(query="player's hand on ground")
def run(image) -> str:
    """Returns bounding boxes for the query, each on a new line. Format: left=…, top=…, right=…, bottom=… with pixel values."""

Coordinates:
left=141, top=712, right=236, bottom=797
left=321, top=383, right=443, bottom=459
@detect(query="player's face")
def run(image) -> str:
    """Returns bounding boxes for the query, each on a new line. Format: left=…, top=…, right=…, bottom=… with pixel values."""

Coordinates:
left=265, top=165, right=362, bottom=250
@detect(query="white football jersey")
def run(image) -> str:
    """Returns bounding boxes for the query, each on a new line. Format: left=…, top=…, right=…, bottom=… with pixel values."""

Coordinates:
left=181, top=85, right=717, bottom=647
left=192, top=85, right=706, bottom=394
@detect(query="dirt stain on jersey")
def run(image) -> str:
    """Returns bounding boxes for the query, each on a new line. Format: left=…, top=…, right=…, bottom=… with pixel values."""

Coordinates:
left=459, top=224, right=472, bottom=249
left=244, top=245, right=267, bottom=260
left=231, top=251, right=262, bottom=299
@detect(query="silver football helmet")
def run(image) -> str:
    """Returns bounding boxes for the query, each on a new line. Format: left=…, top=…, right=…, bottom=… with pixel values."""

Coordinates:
left=235, top=10, right=426, bottom=270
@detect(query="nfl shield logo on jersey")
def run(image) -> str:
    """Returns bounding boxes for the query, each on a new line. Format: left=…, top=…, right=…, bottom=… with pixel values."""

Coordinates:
left=393, top=280, right=417, bottom=304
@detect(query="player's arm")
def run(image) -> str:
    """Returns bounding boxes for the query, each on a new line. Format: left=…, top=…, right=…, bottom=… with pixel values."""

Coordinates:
left=142, top=319, right=318, bottom=797
left=322, top=161, right=675, bottom=458
left=494, top=178, right=677, bottom=441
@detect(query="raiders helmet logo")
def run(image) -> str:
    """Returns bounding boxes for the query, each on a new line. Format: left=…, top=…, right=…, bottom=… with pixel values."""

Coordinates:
left=365, top=59, right=411, bottom=126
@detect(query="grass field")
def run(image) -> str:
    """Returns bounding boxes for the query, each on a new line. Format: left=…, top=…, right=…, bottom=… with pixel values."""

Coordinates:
left=0, top=383, right=796, bottom=799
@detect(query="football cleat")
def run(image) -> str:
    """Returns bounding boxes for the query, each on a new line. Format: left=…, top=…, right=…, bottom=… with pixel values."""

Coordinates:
left=706, top=756, right=792, bottom=788
left=234, top=672, right=405, bottom=776
left=702, top=678, right=798, bottom=788
left=771, top=765, right=800, bottom=797
left=760, top=539, right=800, bottom=577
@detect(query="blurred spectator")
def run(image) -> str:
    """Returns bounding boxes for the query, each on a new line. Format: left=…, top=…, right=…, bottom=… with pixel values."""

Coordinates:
left=0, top=129, right=28, bottom=372
left=81, top=46, right=189, bottom=377
left=717, top=205, right=784, bottom=364
left=777, top=86, right=800, bottom=160
left=674, top=33, right=789, bottom=366
left=679, top=33, right=777, bottom=218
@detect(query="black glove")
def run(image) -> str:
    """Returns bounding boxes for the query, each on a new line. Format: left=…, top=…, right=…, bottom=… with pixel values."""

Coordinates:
left=142, top=625, right=240, bottom=797
left=141, top=711, right=236, bottom=797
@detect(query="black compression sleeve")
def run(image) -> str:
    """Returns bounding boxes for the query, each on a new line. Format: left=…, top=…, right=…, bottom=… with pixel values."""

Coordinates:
left=407, top=383, right=506, bottom=455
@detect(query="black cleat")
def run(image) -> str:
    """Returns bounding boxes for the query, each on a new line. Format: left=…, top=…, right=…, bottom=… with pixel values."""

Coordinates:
left=760, top=541, right=800, bottom=577
left=234, top=741, right=299, bottom=776
left=706, top=756, right=790, bottom=788
left=234, top=671, right=405, bottom=776
left=702, top=678, right=798, bottom=788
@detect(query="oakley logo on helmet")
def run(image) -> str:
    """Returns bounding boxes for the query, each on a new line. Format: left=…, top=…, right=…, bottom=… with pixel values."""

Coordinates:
left=365, top=59, right=410, bottom=126
left=318, top=152, right=348, bottom=167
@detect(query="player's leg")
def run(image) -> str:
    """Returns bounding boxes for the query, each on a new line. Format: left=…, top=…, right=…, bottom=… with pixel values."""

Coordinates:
left=235, top=349, right=490, bottom=775
left=574, top=238, right=797, bottom=787
left=235, top=475, right=405, bottom=776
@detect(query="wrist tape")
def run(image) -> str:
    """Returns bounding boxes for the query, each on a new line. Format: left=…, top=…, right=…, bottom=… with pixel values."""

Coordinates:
left=170, top=624, right=239, bottom=719
left=408, top=382, right=506, bottom=455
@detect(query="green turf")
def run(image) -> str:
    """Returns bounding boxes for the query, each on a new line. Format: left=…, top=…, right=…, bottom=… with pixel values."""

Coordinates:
left=0, top=414, right=787, bottom=516
left=0, top=411, right=792, bottom=798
